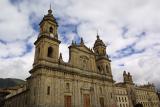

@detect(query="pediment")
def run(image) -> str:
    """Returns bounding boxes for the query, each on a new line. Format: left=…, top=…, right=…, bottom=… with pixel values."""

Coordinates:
left=75, top=45, right=93, bottom=54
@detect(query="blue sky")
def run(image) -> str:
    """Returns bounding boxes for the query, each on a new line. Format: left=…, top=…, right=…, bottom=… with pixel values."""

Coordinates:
left=0, top=0, right=160, bottom=89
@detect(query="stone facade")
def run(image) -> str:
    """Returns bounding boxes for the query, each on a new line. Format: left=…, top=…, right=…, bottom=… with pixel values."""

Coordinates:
left=115, top=71, right=160, bottom=107
left=115, top=86, right=130, bottom=107
left=3, top=8, right=160, bottom=107
left=135, top=85, right=159, bottom=107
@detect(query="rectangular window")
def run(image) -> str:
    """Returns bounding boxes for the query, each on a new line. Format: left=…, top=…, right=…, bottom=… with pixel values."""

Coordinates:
left=64, top=95, right=72, bottom=107
left=111, top=93, right=113, bottom=98
left=47, top=86, right=50, bottom=95
left=83, top=94, right=90, bottom=107
left=34, top=87, right=36, bottom=96
left=99, top=97, right=104, bottom=107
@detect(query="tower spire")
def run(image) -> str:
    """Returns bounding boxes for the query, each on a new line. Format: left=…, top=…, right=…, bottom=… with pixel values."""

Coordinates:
left=48, top=3, right=52, bottom=14
left=96, top=29, right=100, bottom=40
left=96, top=29, right=99, bottom=35
left=80, top=37, right=84, bottom=45
left=50, top=3, right=51, bottom=10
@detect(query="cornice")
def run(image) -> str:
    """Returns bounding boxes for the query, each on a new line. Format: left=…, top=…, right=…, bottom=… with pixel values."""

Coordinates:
left=34, top=35, right=61, bottom=45
left=29, top=64, right=114, bottom=83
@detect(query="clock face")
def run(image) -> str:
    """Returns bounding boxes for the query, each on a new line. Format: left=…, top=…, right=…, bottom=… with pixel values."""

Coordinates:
left=50, top=33, right=54, bottom=38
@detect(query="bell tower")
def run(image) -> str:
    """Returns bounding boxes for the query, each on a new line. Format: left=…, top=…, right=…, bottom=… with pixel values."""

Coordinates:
left=93, top=35, right=106, bottom=56
left=93, top=35, right=112, bottom=78
left=39, top=8, right=58, bottom=39
left=33, top=8, right=61, bottom=66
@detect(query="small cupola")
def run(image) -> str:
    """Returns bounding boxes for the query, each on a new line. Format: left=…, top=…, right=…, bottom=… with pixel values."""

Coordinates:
left=93, top=34, right=106, bottom=56
left=39, top=6, right=58, bottom=39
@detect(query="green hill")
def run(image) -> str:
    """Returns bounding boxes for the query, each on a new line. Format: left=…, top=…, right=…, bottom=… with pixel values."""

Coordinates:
left=0, top=78, right=25, bottom=88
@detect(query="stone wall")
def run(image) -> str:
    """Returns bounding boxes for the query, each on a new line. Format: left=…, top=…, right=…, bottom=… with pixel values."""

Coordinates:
left=135, top=88, right=160, bottom=107
left=27, top=67, right=116, bottom=107
left=115, top=86, right=130, bottom=107
left=4, top=90, right=27, bottom=107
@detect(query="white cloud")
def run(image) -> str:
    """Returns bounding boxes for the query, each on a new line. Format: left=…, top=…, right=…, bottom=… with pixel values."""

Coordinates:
left=0, top=49, right=34, bottom=80
left=0, top=0, right=35, bottom=41
left=112, top=49, right=160, bottom=86
left=59, top=43, right=69, bottom=62
left=0, top=41, right=25, bottom=57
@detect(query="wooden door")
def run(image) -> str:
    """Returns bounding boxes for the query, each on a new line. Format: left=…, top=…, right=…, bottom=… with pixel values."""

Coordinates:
left=83, top=94, right=90, bottom=107
left=100, top=97, right=104, bottom=107
left=64, top=96, right=71, bottom=107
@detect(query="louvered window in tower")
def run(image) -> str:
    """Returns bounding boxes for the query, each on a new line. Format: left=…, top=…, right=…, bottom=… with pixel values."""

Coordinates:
left=106, top=65, right=109, bottom=73
left=47, top=47, right=53, bottom=58
left=49, top=27, right=53, bottom=33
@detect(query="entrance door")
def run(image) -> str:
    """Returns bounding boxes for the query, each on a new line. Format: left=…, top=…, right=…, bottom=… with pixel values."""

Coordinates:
left=83, top=94, right=90, bottom=107
left=100, top=97, right=104, bottom=107
left=64, top=96, right=71, bottom=107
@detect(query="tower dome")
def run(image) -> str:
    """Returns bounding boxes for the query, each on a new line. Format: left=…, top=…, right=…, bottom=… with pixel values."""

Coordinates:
left=93, top=35, right=106, bottom=56
left=94, top=35, right=106, bottom=48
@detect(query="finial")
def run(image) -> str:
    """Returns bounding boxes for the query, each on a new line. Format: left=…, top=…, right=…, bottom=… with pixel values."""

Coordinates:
left=48, top=3, right=52, bottom=14
left=97, top=35, right=100, bottom=39
left=96, top=29, right=100, bottom=39
left=72, top=40, right=74, bottom=45
left=123, top=71, right=126, bottom=75
left=80, top=37, right=84, bottom=45
left=50, top=3, right=51, bottom=10
left=128, top=72, right=130, bottom=76
left=59, top=53, right=62, bottom=59
left=97, top=29, right=99, bottom=35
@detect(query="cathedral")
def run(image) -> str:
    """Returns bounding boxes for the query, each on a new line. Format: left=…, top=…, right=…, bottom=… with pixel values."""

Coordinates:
left=3, top=8, right=160, bottom=107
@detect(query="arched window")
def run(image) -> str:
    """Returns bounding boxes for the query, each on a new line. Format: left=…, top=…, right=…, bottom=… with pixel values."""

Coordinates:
left=123, top=104, right=125, bottom=107
left=98, top=66, right=101, bottom=72
left=38, top=47, right=40, bottom=52
left=120, top=104, right=122, bottom=107
left=47, top=47, right=53, bottom=58
left=36, top=47, right=40, bottom=58
left=126, top=104, right=128, bottom=107
left=49, top=27, right=53, bottom=33
left=47, top=86, right=50, bottom=95
left=106, top=65, right=109, bottom=73
left=111, top=93, right=113, bottom=98
left=125, top=97, right=127, bottom=102
left=103, top=49, right=106, bottom=54
left=100, top=87, right=102, bottom=94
